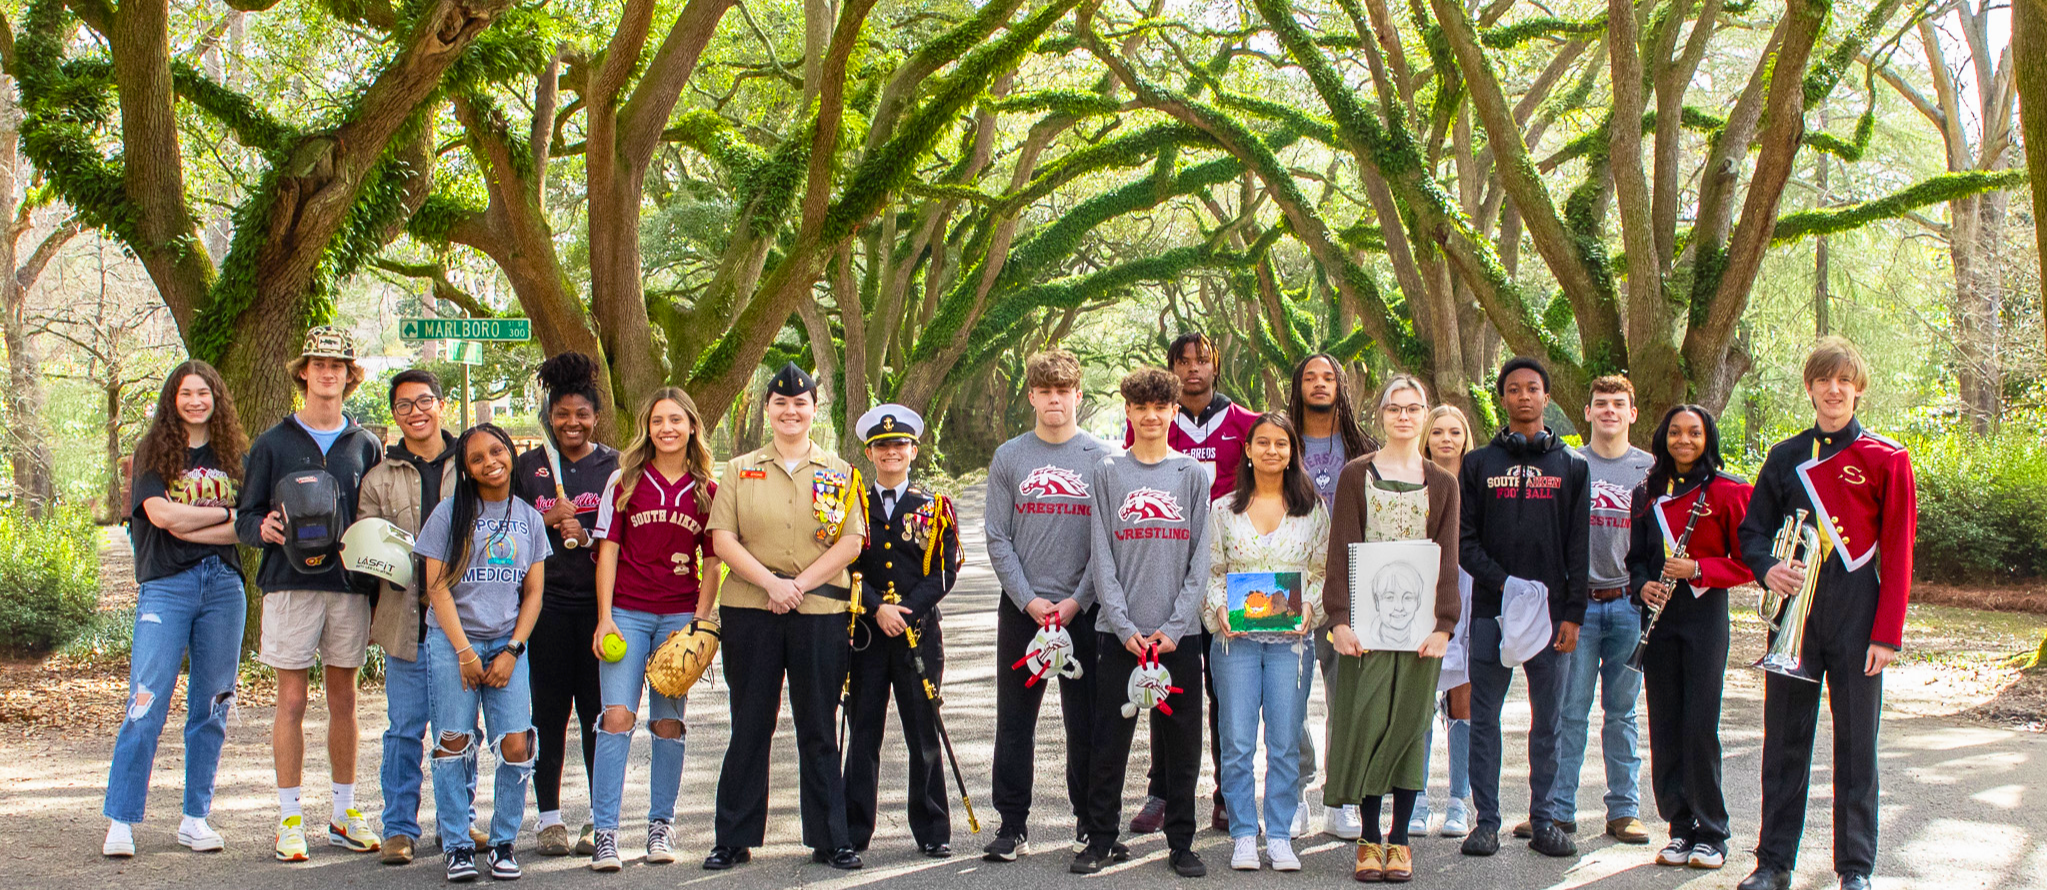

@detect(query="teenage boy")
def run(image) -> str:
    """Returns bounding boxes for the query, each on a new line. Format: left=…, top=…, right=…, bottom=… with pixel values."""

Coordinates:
left=983, top=349, right=1113, bottom=861
left=843, top=405, right=963, bottom=858
left=236, top=326, right=384, bottom=862
left=356, top=370, right=476, bottom=863
left=1457, top=356, right=1590, bottom=860
left=1538, top=376, right=1654, bottom=845
left=1125, top=332, right=1255, bottom=834
left=1286, top=352, right=1376, bottom=838
left=1734, top=337, right=1916, bottom=890
left=1075, top=367, right=1212, bottom=879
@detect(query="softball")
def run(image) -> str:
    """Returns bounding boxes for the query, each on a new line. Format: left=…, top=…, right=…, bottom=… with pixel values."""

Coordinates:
left=601, top=633, right=628, bottom=663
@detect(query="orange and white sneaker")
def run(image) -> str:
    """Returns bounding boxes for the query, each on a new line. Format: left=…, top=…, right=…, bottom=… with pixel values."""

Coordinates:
left=327, top=809, right=381, bottom=852
left=275, top=816, right=310, bottom=862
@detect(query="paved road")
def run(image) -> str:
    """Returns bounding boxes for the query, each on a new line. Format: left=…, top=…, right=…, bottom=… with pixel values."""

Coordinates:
left=7, top=486, right=2047, bottom=890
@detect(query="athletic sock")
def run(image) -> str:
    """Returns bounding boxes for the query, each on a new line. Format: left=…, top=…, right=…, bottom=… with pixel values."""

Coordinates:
left=1389, top=789, right=1419, bottom=845
left=331, top=782, right=355, bottom=821
left=537, top=810, right=564, bottom=830
left=278, top=786, right=303, bottom=821
left=1359, top=795, right=1384, bottom=844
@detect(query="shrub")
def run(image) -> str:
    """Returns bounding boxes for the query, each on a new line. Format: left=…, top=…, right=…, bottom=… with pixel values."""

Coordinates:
left=1909, top=432, right=2047, bottom=583
left=0, top=507, right=102, bottom=653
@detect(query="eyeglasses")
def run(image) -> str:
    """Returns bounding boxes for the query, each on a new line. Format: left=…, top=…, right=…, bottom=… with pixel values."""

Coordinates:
left=1382, top=403, right=1426, bottom=417
left=393, top=395, right=439, bottom=416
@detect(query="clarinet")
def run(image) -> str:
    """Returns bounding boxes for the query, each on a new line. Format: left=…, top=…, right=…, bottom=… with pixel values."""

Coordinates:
left=1623, top=475, right=1712, bottom=674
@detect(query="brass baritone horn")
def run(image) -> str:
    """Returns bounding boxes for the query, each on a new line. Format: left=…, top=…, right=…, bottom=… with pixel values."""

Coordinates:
left=1754, top=509, right=1823, bottom=683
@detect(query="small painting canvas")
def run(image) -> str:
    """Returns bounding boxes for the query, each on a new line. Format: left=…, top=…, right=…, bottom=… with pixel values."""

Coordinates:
left=1226, top=571, right=1306, bottom=633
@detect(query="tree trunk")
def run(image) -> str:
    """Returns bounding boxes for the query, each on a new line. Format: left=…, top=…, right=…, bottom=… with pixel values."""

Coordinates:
left=0, top=82, right=55, bottom=518
left=2018, top=0, right=2047, bottom=353
left=101, top=380, right=124, bottom=525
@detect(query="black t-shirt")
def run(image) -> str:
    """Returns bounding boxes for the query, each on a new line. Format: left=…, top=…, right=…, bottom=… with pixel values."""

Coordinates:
left=130, top=445, right=242, bottom=582
left=515, top=443, right=618, bottom=614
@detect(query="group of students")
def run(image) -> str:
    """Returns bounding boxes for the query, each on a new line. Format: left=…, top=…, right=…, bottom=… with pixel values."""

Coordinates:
left=100, top=324, right=1915, bottom=890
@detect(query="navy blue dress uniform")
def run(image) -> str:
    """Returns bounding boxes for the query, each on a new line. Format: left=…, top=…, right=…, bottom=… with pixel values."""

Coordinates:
left=843, top=405, right=963, bottom=857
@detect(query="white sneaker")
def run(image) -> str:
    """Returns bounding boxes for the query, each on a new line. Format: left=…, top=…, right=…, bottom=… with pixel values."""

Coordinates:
left=1267, top=837, right=1301, bottom=871
left=1409, top=794, right=1432, bottom=837
left=178, top=817, right=225, bottom=852
left=1291, top=792, right=1311, bottom=838
left=1325, top=804, right=1363, bottom=840
left=1230, top=835, right=1260, bottom=870
left=103, top=821, right=136, bottom=858
left=1441, top=798, right=1472, bottom=837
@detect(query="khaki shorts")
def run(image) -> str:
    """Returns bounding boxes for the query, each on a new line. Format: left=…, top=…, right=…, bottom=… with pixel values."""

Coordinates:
left=259, top=589, right=372, bottom=670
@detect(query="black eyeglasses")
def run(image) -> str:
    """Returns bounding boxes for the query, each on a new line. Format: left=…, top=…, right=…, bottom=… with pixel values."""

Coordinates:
left=393, top=395, right=440, bottom=416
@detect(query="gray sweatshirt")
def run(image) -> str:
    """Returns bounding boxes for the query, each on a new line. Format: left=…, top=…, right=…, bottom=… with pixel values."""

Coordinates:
left=985, top=430, right=1115, bottom=611
left=1088, top=451, right=1211, bottom=642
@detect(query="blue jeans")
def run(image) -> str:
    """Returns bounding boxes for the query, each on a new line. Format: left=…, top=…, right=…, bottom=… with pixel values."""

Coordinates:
left=380, top=646, right=478, bottom=840
left=426, top=627, right=534, bottom=850
left=591, top=608, right=692, bottom=831
left=1417, top=710, right=1472, bottom=806
left=1469, top=615, right=1570, bottom=827
left=103, top=556, right=245, bottom=823
left=1552, top=596, right=1643, bottom=822
left=1210, top=636, right=1314, bottom=840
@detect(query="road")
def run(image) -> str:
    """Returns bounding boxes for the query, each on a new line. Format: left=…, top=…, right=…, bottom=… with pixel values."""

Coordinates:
left=5, top=485, right=2046, bottom=890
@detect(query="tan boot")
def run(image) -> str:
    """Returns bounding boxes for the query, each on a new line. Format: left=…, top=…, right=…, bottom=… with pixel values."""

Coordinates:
left=1607, top=817, right=1650, bottom=844
left=1353, top=842, right=1385, bottom=882
left=379, top=835, right=414, bottom=865
left=536, top=824, right=571, bottom=856
left=1383, top=844, right=1413, bottom=882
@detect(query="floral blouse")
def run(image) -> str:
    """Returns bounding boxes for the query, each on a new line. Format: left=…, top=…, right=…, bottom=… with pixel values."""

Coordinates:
left=1202, top=495, right=1331, bottom=644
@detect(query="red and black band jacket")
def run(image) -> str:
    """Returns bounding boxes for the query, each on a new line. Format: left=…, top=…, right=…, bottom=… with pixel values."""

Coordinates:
left=1736, top=417, right=1919, bottom=650
left=1626, top=471, right=1755, bottom=618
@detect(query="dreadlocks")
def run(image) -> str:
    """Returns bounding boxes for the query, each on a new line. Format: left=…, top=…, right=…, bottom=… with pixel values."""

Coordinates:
left=1287, top=353, right=1376, bottom=456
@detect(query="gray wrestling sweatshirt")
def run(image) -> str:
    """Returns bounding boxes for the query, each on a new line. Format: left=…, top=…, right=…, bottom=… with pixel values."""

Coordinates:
left=984, top=430, right=1115, bottom=611
left=1088, top=450, right=1211, bottom=642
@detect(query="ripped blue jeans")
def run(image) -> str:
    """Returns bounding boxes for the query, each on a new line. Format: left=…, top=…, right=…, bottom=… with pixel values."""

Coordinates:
left=103, top=556, right=246, bottom=824
left=425, top=626, right=534, bottom=851
left=591, top=607, right=692, bottom=832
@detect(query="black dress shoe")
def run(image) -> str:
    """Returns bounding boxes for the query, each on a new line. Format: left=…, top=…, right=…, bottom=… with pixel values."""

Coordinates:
left=921, top=843, right=952, bottom=858
left=826, top=846, right=863, bottom=870
left=1460, top=825, right=1500, bottom=856
left=1170, top=849, right=1207, bottom=877
left=701, top=846, right=749, bottom=870
left=1838, top=874, right=1871, bottom=890
left=1737, top=864, right=1793, bottom=890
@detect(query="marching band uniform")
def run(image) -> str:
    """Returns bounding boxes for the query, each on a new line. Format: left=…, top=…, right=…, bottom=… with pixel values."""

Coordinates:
left=1626, top=470, right=1753, bottom=861
left=706, top=365, right=868, bottom=869
left=1736, top=417, right=1916, bottom=888
left=843, top=407, right=962, bottom=856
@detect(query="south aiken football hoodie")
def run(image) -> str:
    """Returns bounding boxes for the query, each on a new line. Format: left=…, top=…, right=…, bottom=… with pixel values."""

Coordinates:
left=1458, top=426, right=1591, bottom=626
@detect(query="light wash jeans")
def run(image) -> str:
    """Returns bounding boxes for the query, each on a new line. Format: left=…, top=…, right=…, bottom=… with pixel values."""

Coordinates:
left=426, top=627, right=534, bottom=850
left=380, top=645, right=477, bottom=841
left=1211, top=636, right=1314, bottom=841
left=1552, top=596, right=1643, bottom=822
left=591, top=608, right=692, bottom=831
left=103, top=556, right=244, bottom=824
left=1413, top=705, right=1471, bottom=821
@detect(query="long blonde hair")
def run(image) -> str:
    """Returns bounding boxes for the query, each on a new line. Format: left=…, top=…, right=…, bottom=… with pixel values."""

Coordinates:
left=614, top=387, right=715, bottom=511
left=1426, top=404, right=1475, bottom=466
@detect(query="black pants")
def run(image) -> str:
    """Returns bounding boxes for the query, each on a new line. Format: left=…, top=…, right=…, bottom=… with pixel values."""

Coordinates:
left=1144, top=629, right=1223, bottom=807
left=714, top=606, right=852, bottom=852
left=529, top=605, right=601, bottom=814
left=1642, top=588, right=1730, bottom=845
left=1085, top=634, right=1203, bottom=853
left=1756, top=576, right=1884, bottom=875
left=1469, top=615, right=1570, bottom=828
left=844, top=613, right=949, bottom=848
left=990, top=598, right=1100, bottom=835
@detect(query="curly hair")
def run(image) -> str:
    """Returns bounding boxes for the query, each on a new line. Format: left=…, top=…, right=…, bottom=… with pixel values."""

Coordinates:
left=536, top=351, right=605, bottom=413
left=1118, top=366, right=1180, bottom=405
left=134, top=360, right=247, bottom=487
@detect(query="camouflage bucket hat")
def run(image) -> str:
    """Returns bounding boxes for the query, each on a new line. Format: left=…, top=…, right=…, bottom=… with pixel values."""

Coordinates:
left=300, top=325, right=357, bottom=361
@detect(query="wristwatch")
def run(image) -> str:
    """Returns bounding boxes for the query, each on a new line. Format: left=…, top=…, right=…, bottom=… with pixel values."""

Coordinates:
left=503, top=640, right=527, bottom=657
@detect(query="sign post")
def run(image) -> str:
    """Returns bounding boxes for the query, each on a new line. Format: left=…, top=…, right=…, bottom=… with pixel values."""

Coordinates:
left=399, top=318, right=527, bottom=431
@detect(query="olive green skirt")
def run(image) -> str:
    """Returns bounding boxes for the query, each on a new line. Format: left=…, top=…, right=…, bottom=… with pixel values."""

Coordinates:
left=1322, top=649, right=1442, bottom=801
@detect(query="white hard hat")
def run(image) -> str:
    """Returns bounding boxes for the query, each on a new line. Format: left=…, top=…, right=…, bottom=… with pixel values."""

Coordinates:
left=341, top=517, right=417, bottom=587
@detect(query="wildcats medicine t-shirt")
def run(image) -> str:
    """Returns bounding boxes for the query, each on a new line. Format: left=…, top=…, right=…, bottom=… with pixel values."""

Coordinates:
left=416, top=495, right=552, bottom=640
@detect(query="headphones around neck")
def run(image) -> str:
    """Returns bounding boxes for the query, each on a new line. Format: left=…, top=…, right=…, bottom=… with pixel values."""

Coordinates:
left=1503, top=428, right=1553, bottom=456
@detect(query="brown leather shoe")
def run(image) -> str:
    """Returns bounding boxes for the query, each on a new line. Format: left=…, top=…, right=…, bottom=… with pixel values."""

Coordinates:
left=1515, top=818, right=1575, bottom=838
left=1353, top=842, right=1385, bottom=882
left=379, top=835, right=414, bottom=865
left=469, top=824, right=489, bottom=846
left=1607, top=817, right=1650, bottom=844
left=1211, top=800, right=1229, bottom=832
left=1382, top=844, right=1413, bottom=882
left=1512, top=820, right=1533, bottom=838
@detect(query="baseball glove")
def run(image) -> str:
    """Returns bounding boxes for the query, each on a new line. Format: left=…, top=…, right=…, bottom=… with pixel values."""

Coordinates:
left=647, top=616, right=721, bottom=698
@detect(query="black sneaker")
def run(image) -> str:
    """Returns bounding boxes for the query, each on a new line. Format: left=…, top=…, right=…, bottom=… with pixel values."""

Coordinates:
left=488, top=843, right=520, bottom=880
left=445, top=847, right=479, bottom=882
left=1460, top=825, right=1500, bottom=856
left=1657, top=837, right=1693, bottom=866
left=1530, top=821, right=1578, bottom=858
left=1108, top=841, right=1131, bottom=862
left=1070, top=847, right=1107, bottom=874
left=1170, top=849, right=1207, bottom=877
left=983, top=830, right=1028, bottom=862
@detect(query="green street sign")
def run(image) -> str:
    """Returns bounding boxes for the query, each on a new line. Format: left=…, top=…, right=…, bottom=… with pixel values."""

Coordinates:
left=446, top=340, right=484, bottom=365
left=399, top=317, right=530, bottom=342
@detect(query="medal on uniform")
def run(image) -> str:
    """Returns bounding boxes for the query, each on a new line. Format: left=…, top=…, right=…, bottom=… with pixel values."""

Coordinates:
left=812, top=468, right=853, bottom=542
left=905, top=498, right=936, bottom=549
